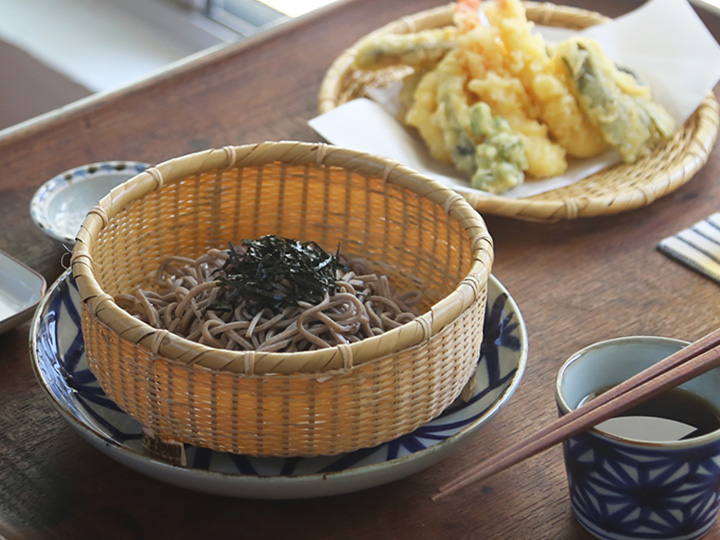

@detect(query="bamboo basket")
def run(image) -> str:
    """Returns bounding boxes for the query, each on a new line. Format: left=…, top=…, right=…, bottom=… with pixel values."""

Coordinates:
left=71, top=142, right=494, bottom=457
left=318, top=2, right=720, bottom=222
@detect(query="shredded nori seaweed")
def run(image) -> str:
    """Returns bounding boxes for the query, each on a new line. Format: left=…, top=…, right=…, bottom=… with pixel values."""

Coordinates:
left=209, top=235, right=342, bottom=314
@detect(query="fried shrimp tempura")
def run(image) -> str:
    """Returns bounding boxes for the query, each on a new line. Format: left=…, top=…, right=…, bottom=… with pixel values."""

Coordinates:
left=458, top=24, right=567, bottom=179
left=483, top=0, right=607, bottom=158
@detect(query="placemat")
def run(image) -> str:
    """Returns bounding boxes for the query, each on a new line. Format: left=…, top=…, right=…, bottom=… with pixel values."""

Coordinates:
left=658, top=212, right=720, bottom=283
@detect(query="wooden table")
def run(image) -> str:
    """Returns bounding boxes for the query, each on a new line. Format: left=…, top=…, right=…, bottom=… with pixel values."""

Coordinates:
left=1, top=0, right=719, bottom=538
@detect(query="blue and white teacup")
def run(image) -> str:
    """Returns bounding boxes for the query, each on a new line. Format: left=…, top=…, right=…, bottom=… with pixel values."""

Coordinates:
left=556, top=336, right=720, bottom=540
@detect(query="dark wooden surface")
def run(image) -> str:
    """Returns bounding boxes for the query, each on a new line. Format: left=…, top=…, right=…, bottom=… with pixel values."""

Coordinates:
left=1, top=0, right=719, bottom=538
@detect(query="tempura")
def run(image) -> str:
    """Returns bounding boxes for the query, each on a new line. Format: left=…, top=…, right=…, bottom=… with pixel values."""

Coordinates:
left=352, top=0, right=676, bottom=194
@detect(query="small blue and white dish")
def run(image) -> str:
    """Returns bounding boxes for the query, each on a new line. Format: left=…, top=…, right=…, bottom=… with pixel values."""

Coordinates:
left=30, top=161, right=148, bottom=246
left=29, top=271, right=527, bottom=499
left=557, top=336, right=720, bottom=540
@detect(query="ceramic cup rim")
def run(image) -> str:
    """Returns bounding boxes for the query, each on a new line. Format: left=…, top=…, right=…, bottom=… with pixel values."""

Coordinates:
left=555, top=335, right=720, bottom=449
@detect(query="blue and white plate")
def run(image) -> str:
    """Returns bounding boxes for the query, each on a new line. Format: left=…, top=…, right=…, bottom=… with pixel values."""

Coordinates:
left=30, top=161, right=149, bottom=246
left=29, top=271, right=527, bottom=499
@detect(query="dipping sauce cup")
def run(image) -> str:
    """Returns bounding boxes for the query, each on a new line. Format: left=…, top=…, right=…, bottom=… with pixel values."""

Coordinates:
left=556, top=336, right=720, bottom=540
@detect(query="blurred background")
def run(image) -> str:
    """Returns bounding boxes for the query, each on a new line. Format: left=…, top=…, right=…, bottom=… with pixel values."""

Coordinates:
left=0, top=0, right=338, bottom=131
left=0, top=0, right=717, bottom=133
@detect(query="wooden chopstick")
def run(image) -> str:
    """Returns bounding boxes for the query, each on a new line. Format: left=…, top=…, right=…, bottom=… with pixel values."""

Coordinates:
left=433, top=328, right=720, bottom=501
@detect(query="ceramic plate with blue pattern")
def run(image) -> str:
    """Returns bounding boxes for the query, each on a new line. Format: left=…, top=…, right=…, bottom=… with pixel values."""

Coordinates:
left=30, top=161, right=149, bottom=246
left=30, top=270, right=527, bottom=499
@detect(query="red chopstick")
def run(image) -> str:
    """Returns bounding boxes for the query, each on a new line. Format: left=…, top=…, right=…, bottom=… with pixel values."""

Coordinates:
left=433, top=328, right=720, bottom=501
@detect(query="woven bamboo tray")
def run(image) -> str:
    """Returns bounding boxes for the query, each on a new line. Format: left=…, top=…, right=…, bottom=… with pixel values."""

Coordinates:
left=318, top=2, right=720, bottom=222
left=71, top=142, right=494, bottom=457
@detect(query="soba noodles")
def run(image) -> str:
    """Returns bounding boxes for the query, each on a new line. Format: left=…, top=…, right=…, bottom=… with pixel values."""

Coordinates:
left=116, top=239, right=421, bottom=353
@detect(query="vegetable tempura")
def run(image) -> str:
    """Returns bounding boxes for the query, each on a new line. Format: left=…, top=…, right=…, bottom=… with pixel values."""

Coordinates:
left=352, top=0, right=676, bottom=194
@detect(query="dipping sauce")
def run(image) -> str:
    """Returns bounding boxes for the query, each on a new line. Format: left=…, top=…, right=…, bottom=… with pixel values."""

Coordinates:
left=579, top=387, right=720, bottom=442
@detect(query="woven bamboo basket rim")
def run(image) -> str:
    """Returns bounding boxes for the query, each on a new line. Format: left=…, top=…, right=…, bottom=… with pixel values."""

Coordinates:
left=71, top=141, right=493, bottom=376
left=318, top=2, right=720, bottom=222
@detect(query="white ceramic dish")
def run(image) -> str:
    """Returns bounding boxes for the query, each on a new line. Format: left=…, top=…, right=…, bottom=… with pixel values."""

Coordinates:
left=30, top=270, right=527, bottom=499
left=0, top=250, right=46, bottom=335
left=30, top=161, right=149, bottom=245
